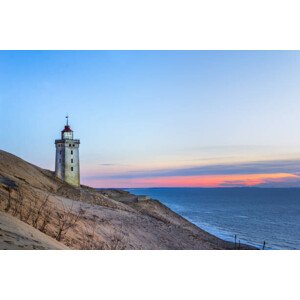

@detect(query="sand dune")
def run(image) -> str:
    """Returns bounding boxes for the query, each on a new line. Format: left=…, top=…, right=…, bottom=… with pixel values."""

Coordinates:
left=0, top=150, right=254, bottom=250
left=0, top=211, right=68, bottom=250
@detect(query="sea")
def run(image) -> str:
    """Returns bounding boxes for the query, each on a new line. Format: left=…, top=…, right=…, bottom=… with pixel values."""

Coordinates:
left=126, top=188, right=300, bottom=250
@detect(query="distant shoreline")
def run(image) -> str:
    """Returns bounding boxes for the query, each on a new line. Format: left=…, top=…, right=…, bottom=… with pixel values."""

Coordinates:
left=98, top=186, right=300, bottom=190
left=124, top=187, right=300, bottom=250
left=123, top=188, right=259, bottom=250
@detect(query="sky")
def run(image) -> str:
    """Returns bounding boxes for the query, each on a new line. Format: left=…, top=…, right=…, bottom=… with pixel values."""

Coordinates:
left=1, top=50, right=300, bottom=188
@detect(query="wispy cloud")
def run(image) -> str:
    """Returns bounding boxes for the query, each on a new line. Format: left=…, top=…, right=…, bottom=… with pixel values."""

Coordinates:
left=83, top=173, right=299, bottom=188
left=256, top=176, right=300, bottom=188
left=84, top=159, right=300, bottom=180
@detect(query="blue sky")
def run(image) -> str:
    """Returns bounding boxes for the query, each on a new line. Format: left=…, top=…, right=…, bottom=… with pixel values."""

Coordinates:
left=1, top=51, right=300, bottom=187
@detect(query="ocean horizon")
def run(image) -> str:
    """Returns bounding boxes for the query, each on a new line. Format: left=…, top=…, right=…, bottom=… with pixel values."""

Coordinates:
left=125, top=187, right=300, bottom=250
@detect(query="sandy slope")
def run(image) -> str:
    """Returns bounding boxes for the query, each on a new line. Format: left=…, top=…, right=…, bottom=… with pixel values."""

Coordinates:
left=0, top=150, right=255, bottom=250
left=0, top=211, right=68, bottom=250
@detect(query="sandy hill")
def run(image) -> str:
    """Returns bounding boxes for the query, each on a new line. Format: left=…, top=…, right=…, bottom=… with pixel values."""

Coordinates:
left=0, top=150, right=252, bottom=250
left=0, top=211, right=68, bottom=250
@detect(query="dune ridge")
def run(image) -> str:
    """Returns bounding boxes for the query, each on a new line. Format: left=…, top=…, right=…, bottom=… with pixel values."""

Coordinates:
left=0, top=150, right=254, bottom=250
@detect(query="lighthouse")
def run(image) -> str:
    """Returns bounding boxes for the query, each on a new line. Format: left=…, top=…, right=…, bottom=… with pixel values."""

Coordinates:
left=55, top=116, right=80, bottom=187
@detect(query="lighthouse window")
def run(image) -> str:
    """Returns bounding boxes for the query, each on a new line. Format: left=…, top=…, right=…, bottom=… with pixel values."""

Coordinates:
left=71, top=150, right=73, bottom=155
left=71, top=159, right=73, bottom=163
left=69, top=144, right=71, bottom=147
left=73, top=144, right=75, bottom=147
left=71, top=167, right=74, bottom=171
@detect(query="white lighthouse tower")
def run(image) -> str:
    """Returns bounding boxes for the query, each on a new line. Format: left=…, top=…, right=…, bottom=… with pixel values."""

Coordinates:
left=55, top=116, right=80, bottom=187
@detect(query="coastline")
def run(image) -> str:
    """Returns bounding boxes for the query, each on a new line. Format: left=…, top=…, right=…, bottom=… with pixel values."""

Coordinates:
left=115, top=188, right=258, bottom=250
left=141, top=197, right=259, bottom=250
left=125, top=188, right=271, bottom=250
left=183, top=218, right=262, bottom=250
left=1, top=150, right=258, bottom=250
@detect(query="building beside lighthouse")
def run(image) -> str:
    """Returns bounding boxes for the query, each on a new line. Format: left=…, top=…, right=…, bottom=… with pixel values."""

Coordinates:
left=55, top=117, right=80, bottom=187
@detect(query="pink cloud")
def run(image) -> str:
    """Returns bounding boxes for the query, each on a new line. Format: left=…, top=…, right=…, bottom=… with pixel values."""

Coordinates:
left=83, top=173, right=299, bottom=188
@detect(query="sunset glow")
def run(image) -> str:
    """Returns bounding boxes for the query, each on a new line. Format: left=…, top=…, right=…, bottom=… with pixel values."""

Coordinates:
left=84, top=172, right=299, bottom=188
left=2, top=51, right=300, bottom=188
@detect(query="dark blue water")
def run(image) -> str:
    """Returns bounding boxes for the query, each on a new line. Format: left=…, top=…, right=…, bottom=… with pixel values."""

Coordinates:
left=126, top=188, right=300, bottom=250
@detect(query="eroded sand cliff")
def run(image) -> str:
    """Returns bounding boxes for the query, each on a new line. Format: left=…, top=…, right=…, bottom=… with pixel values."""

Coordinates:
left=0, top=150, right=253, bottom=250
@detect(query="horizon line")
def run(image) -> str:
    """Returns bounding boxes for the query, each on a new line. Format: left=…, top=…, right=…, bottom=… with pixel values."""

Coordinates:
left=95, top=186, right=300, bottom=189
